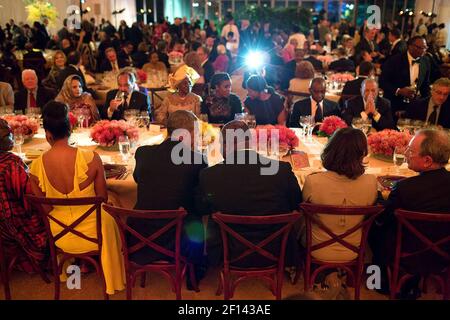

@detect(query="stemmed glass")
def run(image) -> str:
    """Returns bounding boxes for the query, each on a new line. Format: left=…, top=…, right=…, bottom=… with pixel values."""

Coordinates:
left=299, top=116, right=311, bottom=141
left=393, top=146, right=406, bottom=174
left=13, top=131, right=24, bottom=158
left=118, top=135, right=131, bottom=163
left=397, top=118, right=411, bottom=133
left=115, top=91, right=126, bottom=106
left=199, top=114, right=209, bottom=123
left=246, top=114, right=257, bottom=129
left=234, top=113, right=248, bottom=122
left=124, top=109, right=138, bottom=126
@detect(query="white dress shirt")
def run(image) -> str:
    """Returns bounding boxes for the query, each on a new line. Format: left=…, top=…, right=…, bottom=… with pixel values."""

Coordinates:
left=310, top=98, right=323, bottom=119
left=407, top=51, right=419, bottom=87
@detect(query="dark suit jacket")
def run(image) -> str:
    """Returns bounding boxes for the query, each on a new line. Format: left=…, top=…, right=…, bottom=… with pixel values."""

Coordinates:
left=56, top=65, right=87, bottom=91
left=329, top=58, right=356, bottom=73
left=197, top=150, right=302, bottom=267
left=371, top=168, right=450, bottom=275
left=355, top=37, right=377, bottom=55
left=379, top=52, right=431, bottom=112
left=102, top=89, right=150, bottom=120
left=406, top=97, right=450, bottom=129
left=127, top=139, right=207, bottom=264
left=14, top=86, right=56, bottom=113
left=342, top=96, right=396, bottom=131
left=288, top=98, right=341, bottom=128
left=98, top=58, right=129, bottom=73
left=305, top=56, right=323, bottom=71
left=202, top=60, right=215, bottom=85
left=389, top=40, right=407, bottom=58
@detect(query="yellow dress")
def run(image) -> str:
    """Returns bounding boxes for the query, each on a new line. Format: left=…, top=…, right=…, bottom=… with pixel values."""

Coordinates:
left=30, top=148, right=126, bottom=295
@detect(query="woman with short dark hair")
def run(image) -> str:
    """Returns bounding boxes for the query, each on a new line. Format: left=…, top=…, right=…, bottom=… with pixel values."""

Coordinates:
left=201, top=72, right=243, bottom=124
left=29, top=101, right=125, bottom=295
left=302, top=127, right=378, bottom=263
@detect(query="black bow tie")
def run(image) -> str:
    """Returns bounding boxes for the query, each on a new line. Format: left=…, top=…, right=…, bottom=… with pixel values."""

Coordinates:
left=412, top=58, right=421, bottom=65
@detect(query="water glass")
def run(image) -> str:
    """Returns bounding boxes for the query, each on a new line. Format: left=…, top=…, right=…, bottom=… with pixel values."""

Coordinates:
left=199, top=114, right=209, bottom=123
left=13, top=131, right=25, bottom=157
left=247, top=114, right=257, bottom=129
left=118, top=136, right=131, bottom=163
left=393, top=146, right=406, bottom=173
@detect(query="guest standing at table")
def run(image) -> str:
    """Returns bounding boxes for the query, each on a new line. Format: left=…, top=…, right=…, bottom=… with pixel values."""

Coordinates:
left=154, top=65, right=202, bottom=125
left=142, top=51, right=168, bottom=75
left=369, top=129, right=450, bottom=299
left=29, top=101, right=126, bottom=295
left=288, top=77, right=340, bottom=127
left=201, top=73, right=243, bottom=124
left=243, top=75, right=286, bottom=125
left=55, top=75, right=100, bottom=125
left=342, top=79, right=396, bottom=131
left=102, top=69, right=150, bottom=120
left=0, top=119, right=47, bottom=273
left=14, top=69, right=56, bottom=114
left=130, top=110, right=207, bottom=288
left=42, top=50, right=66, bottom=91
left=302, top=127, right=377, bottom=263
left=406, top=77, right=450, bottom=128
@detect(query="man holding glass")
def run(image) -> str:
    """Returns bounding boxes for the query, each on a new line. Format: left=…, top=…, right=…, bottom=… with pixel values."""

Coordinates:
left=342, top=78, right=395, bottom=131
left=102, top=70, right=150, bottom=120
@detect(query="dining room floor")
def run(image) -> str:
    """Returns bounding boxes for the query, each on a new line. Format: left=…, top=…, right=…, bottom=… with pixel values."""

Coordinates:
left=1, top=266, right=443, bottom=300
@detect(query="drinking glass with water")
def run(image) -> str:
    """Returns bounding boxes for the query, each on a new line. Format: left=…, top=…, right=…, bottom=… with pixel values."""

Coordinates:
left=118, top=135, right=131, bottom=163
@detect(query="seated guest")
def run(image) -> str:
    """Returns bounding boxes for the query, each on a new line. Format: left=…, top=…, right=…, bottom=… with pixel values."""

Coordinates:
left=14, top=69, right=55, bottom=114
left=288, top=61, right=315, bottom=94
left=142, top=51, right=168, bottom=75
left=117, top=41, right=134, bottom=67
left=102, top=69, right=150, bottom=120
left=212, top=44, right=229, bottom=73
left=0, top=119, right=47, bottom=272
left=0, top=81, right=14, bottom=110
left=340, top=61, right=375, bottom=99
left=56, top=51, right=90, bottom=93
left=322, top=33, right=337, bottom=52
left=129, top=110, right=207, bottom=287
left=406, top=77, right=450, bottom=128
left=328, top=47, right=356, bottom=73
left=98, top=47, right=129, bottom=73
left=244, top=75, right=286, bottom=125
left=370, top=129, right=450, bottom=299
left=156, top=40, right=170, bottom=70
left=42, top=50, right=66, bottom=91
left=288, top=77, right=340, bottom=127
left=196, top=46, right=215, bottom=85
left=302, top=127, right=378, bottom=262
left=155, top=65, right=202, bottom=125
left=197, top=120, right=302, bottom=267
left=343, top=79, right=395, bottom=131
left=29, top=101, right=125, bottom=295
left=201, top=73, right=242, bottom=124
left=55, top=75, right=100, bottom=125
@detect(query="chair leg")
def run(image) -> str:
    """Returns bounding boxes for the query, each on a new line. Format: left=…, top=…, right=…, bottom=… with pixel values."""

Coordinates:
left=126, top=275, right=133, bottom=300
left=140, top=272, right=146, bottom=288
left=188, top=264, right=200, bottom=292
left=354, top=274, right=361, bottom=300
left=216, top=272, right=223, bottom=296
left=276, top=271, right=283, bottom=300
left=1, top=269, right=11, bottom=300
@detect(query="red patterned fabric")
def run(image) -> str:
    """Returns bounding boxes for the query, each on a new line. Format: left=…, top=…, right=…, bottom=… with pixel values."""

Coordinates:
left=0, top=151, right=47, bottom=272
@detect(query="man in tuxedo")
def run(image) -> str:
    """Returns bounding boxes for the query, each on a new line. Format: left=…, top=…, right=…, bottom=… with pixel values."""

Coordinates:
left=196, top=46, right=215, bottom=85
left=342, top=79, right=395, bottom=131
left=288, top=78, right=341, bottom=128
left=340, top=61, right=375, bottom=104
left=355, top=27, right=378, bottom=58
left=379, top=36, right=431, bottom=114
left=117, top=41, right=134, bottom=67
left=129, top=110, right=207, bottom=287
left=14, top=69, right=55, bottom=114
left=406, top=77, right=450, bottom=128
left=387, top=28, right=407, bottom=59
left=98, top=47, right=129, bottom=73
left=197, top=120, right=302, bottom=267
left=102, top=69, right=150, bottom=120
left=369, top=129, right=450, bottom=299
left=328, top=47, right=356, bottom=73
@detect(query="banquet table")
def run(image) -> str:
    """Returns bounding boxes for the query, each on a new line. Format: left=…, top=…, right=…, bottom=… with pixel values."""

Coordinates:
left=18, top=126, right=432, bottom=210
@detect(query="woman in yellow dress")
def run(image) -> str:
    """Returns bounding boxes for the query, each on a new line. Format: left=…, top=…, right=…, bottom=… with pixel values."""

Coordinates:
left=29, top=101, right=125, bottom=295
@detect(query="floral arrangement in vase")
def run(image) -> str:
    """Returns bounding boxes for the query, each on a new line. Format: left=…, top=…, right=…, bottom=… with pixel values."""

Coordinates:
left=90, top=120, right=139, bottom=147
left=68, top=112, right=78, bottom=129
left=255, top=125, right=299, bottom=153
left=317, top=116, right=348, bottom=137
left=24, top=0, right=58, bottom=27
left=367, top=129, right=412, bottom=158
left=329, top=73, right=355, bottom=82
left=1, top=115, right=39, bottom=138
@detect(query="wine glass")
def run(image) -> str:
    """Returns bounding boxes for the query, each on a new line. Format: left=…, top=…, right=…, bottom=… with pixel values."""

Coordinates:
left=118, top=135, right=131, bottom=163
left=247, top=114, right=257, bottom=129
left=234, top=113, right=248, bottom=122
left=393, top=146, right=406, bottom=174
left=13, top=131, right=24, bottom=158
left=397, top=118, right=411, bottom=133
left=306, top=116, right=315, bottom=141
left=361, top=118, right=372, bottom=135
left=115, top=91, right=126, bottom=106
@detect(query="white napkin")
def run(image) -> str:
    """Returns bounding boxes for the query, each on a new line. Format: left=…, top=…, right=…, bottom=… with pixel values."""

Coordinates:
left=100, top=155, right=113, bottom=164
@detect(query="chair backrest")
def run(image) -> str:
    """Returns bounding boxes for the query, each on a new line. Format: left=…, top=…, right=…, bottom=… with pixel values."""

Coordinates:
left=22, top=57, right=47, bottom=80
left=26, top=195, right=104, bottom=255
left=394, top=209, right=450, bottom=263
left=285, top=90, right=311, bottom=112
left=299, top=203, right=384, bottom=259
left=212, top=212, right=301, bottom=269
left=102, top=204, right=187, bottom=265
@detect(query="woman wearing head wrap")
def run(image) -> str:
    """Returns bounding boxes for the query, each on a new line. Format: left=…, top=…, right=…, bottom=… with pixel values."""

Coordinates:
left=201, top=72, right=243, bottom=124
left=0, top=119, right=47, bottom=273
left=155, top=65, right=202, bottom=125
left=55, top=74, right=100, bottom=125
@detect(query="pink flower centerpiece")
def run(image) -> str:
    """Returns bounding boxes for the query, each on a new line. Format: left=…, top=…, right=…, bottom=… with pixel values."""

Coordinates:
left=367, top=129, right=412, bottom=160
left=255, top=125, right=299, bottom=154
left=1, top=115, right=39, bottom=139
left=90, top=120, right=139, bottom=148
left=68, top=112, right=78, bottom=129
left=329, top=73, right=355, bottom=82
left=317, top=116, right=348, bottom=137
left=136, top=69, right=147, bottom=83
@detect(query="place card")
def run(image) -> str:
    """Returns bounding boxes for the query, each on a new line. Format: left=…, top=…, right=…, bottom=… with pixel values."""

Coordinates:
left=100, top=155, right=113, bottom=164
left=290, top=151, right=310, bottom=170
